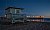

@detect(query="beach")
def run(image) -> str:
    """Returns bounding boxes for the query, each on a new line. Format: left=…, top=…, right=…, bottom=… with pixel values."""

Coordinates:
left=0, top=22, right=50, bottom=30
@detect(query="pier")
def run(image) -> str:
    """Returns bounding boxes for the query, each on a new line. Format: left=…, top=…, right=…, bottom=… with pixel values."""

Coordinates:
left=0, top=7, right=46, bottom=23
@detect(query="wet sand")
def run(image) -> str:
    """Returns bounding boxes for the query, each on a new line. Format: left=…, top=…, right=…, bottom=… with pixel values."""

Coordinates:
left=0, top=22, right=50, bottom=30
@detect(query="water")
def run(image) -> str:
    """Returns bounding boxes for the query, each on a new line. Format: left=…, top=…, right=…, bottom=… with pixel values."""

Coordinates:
left=28, top=18, right=50, bottom=22
left=44, top=18, right=50, bottom=22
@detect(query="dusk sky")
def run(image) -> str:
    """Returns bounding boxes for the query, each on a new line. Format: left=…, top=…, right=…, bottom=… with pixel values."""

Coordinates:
left=0, top=0, right=50, bottom=17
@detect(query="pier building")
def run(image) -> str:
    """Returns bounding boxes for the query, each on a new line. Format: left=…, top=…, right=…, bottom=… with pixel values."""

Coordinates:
left=5, top=7, right=26, bottom=23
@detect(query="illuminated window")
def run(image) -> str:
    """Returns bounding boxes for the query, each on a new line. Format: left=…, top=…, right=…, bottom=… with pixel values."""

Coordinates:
left=5, top=15, right=6, bottom=17
left=16, top=10, right=19, bottom=13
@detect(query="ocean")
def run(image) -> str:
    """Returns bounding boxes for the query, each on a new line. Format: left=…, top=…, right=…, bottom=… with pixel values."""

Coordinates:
left=28, top=18, right=50, bottom=22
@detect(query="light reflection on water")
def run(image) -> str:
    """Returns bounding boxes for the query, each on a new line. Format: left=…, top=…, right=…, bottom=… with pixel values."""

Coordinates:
left=27, top=18, right=50, bottom=22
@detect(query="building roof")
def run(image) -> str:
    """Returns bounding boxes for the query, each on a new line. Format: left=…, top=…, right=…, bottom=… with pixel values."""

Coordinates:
left=5, top=7, right=24, bottom=10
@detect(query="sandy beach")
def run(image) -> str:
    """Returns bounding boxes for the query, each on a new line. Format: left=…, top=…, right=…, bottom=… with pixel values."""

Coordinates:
left=0, top=22, right=50, bottom=30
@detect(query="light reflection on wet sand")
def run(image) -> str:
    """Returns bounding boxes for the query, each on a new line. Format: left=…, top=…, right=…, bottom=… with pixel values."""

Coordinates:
left=0, top=22, right=50, bottom=30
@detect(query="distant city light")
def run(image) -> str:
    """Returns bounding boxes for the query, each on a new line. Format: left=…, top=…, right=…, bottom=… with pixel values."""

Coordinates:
left=26, top=16, right=44, bottom=18
left=27, top=16, right=30, bottom=17
left=34, top=16, right=40, bottom=17
left=41, top=16, right=44, bottom=17
left=33, top=16, right=34, bottom=17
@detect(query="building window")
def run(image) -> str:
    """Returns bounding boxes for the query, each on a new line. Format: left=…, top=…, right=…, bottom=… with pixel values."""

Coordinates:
left=16, top=10, right=19, bottom=13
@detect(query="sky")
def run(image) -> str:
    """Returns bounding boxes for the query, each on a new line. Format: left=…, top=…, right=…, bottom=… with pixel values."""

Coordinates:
left=0, top=0, right=50, bottom=17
